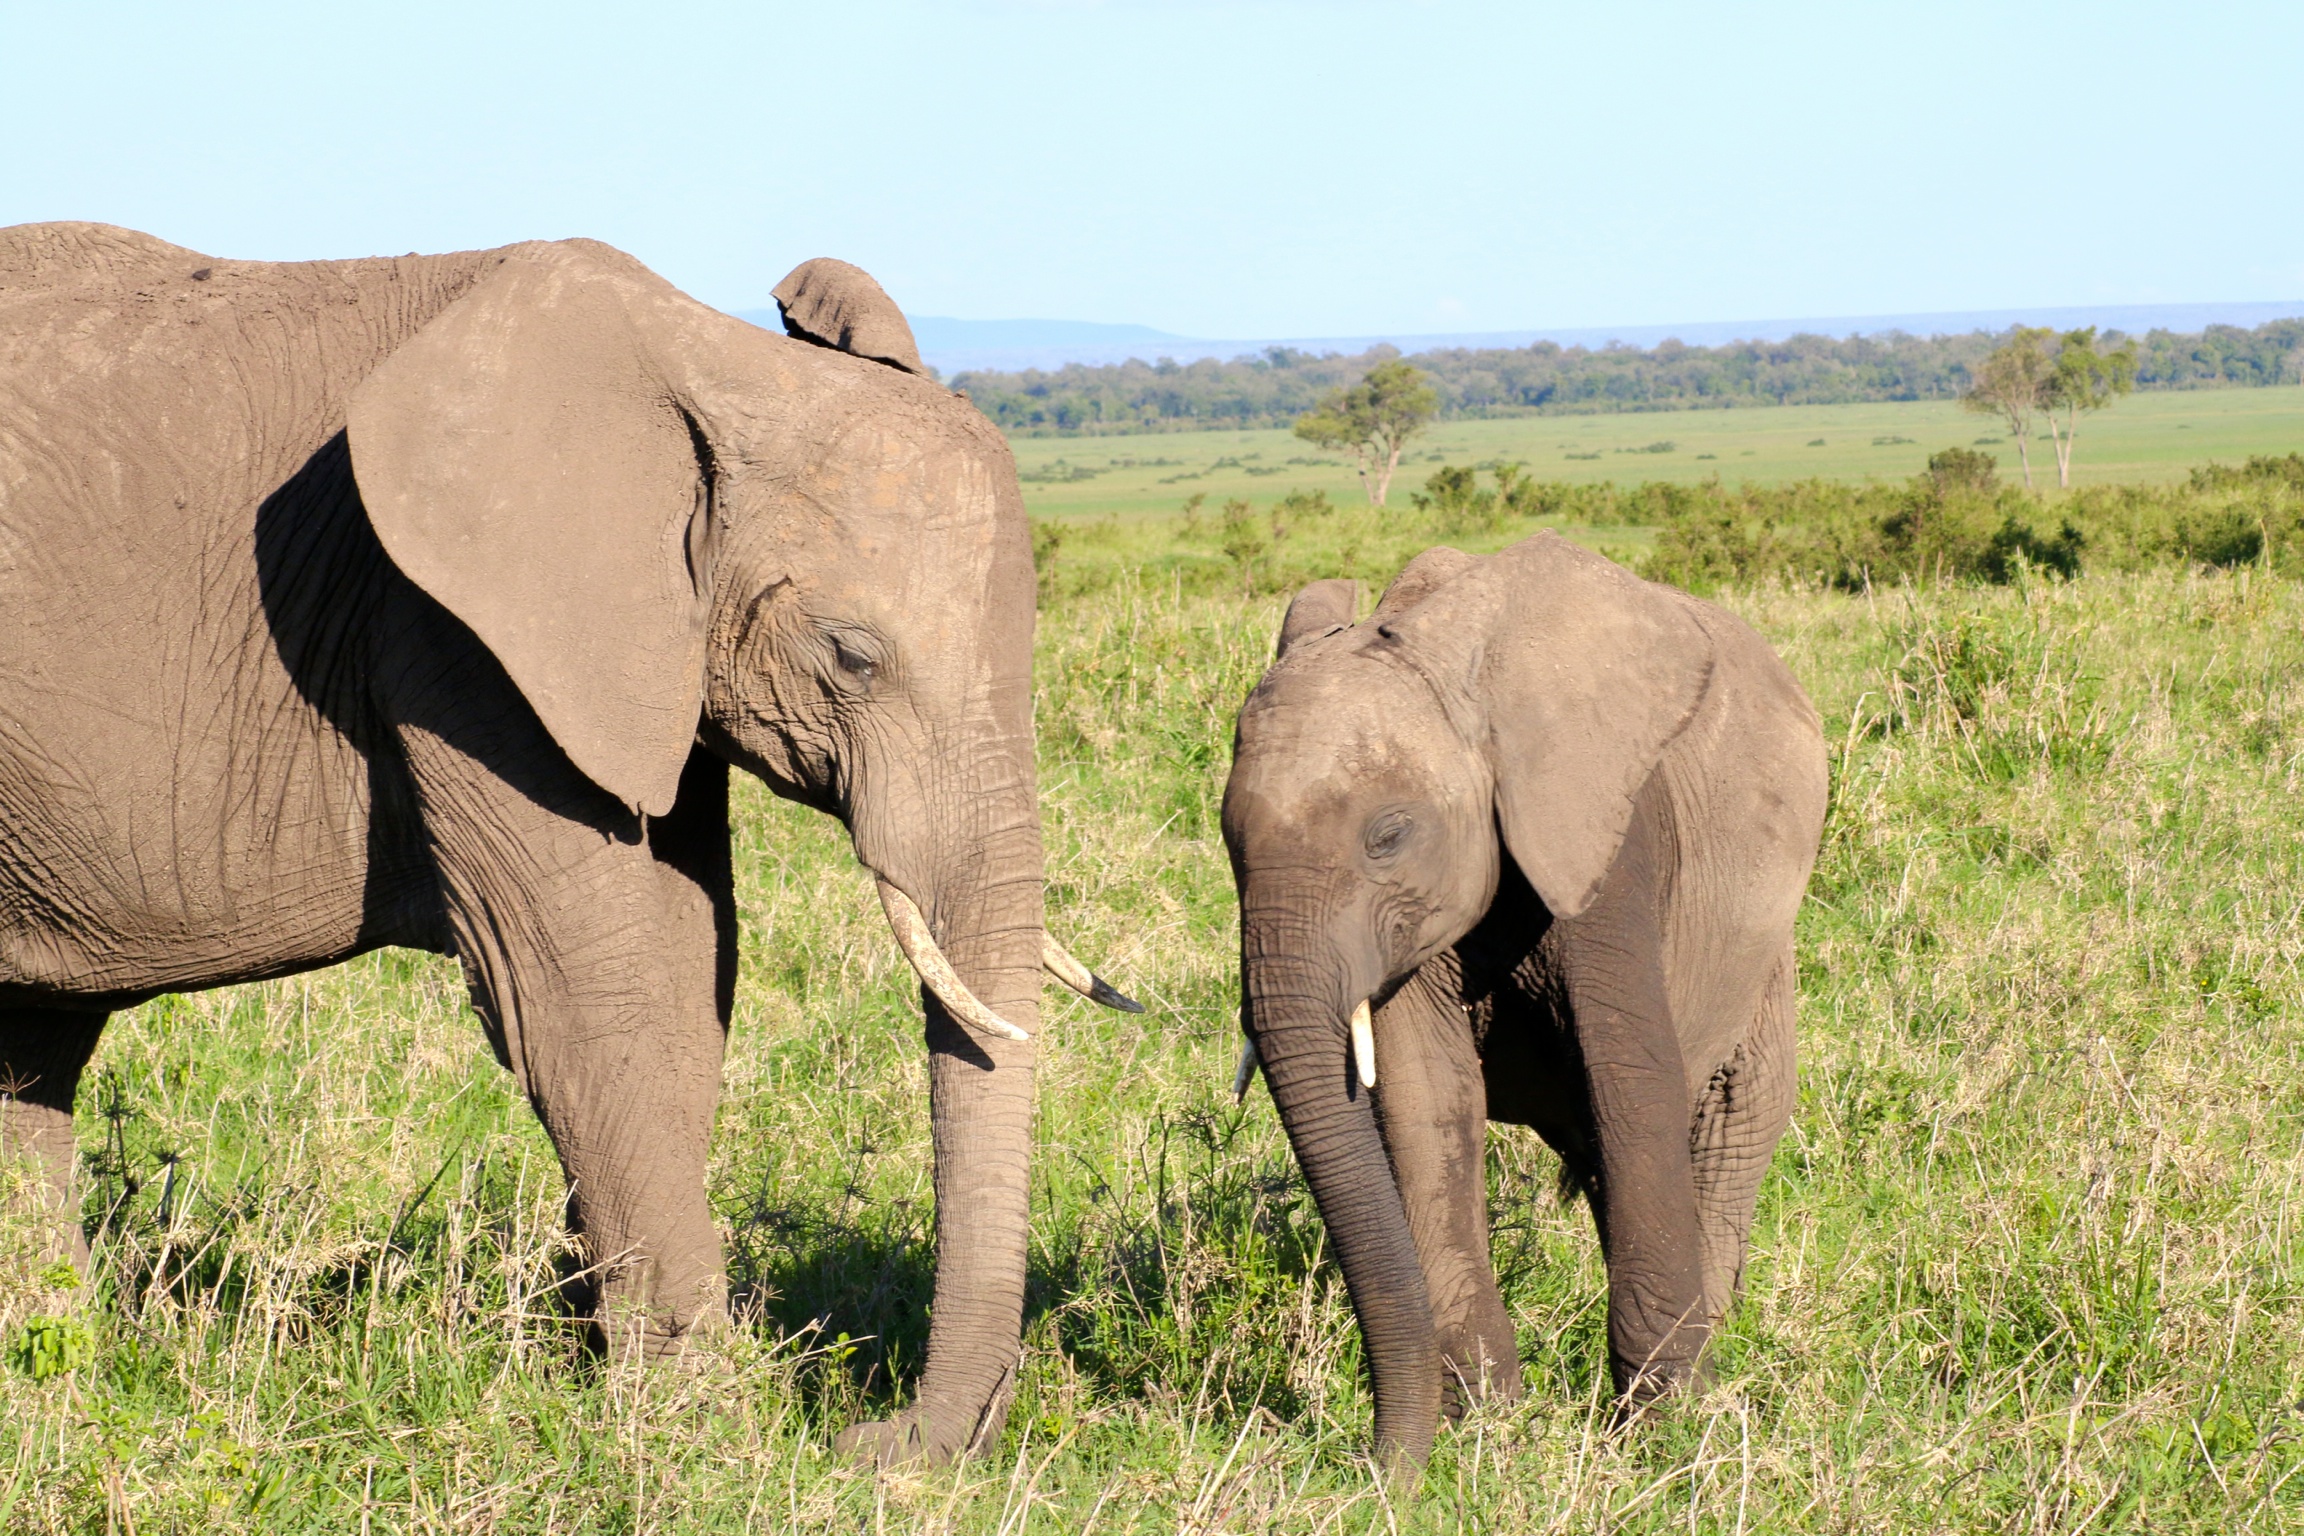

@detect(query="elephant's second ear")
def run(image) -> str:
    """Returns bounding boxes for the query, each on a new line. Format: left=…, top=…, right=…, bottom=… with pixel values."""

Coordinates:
left=1369, top=546, right=1478, bottom=625
left=772, top=257, right=929, bottom=376
left=1434, top=534, right=1712, bottom=921
left=347, top=250, right=716, bottom=819
left=1276, top=578, right=1361, bottom=655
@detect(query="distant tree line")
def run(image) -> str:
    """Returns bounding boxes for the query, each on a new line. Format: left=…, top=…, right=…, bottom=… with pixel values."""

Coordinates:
left=952, top=319, right=2304, bottom=436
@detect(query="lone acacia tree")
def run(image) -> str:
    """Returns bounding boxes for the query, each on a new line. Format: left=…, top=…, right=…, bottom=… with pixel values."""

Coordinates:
left=1961, top=326, right=2056, bottom=490
left=2041, top=327, right=2138, bottom=487
left=1293, top=358, right=1438, bottom=505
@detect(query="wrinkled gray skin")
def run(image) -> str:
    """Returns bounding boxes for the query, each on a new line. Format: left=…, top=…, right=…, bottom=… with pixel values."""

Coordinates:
left=1222, top=534, right=1827, bottom=1472
left=0, top=224, right=1044, bottom=1463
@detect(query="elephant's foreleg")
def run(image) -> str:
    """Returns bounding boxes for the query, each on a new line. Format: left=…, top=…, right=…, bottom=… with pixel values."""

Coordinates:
left=1688, top=945, right=1795, bottom=1332
left=1370, top=965, right=1522, bottom=1419
left=0, top=1007, right=108, bottom=1272
left=384, top=623, right=732, bottom=1361
left=1561, top=791, right=1708, bottom=1405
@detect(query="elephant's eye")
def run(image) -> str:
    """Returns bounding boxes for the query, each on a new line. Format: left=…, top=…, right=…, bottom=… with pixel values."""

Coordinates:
left=1363, top=809, right=1414, bottom=861
left=829, top=633, right=878, bottom=685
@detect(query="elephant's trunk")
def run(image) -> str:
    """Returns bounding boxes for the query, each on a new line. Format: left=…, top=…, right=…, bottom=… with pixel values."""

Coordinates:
left=1244, top=938, right=1440, bottom=1474
left=876, top=877, right=1030, bottom=1041
left=843, top=714, right=1045, bottom=1463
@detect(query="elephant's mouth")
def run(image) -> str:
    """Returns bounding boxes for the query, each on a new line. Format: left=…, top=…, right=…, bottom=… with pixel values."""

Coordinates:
left=1233, top=996, right=1377, bottom=1100
left=871, top=876, right=1144, bottom=1045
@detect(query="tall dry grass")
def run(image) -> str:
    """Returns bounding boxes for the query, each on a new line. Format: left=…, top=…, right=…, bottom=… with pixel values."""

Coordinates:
left=4, top=539, right=2301, bottom=1531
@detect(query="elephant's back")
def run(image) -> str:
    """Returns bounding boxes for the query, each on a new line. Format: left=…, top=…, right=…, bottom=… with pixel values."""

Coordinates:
left=0, top=223, right=202, bottom=297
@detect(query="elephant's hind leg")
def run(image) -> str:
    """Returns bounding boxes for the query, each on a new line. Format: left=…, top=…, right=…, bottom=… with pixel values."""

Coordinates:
left=1688, top=945, right=1796, bottom=1333
left=0, top=1008, right=108, bottom=1272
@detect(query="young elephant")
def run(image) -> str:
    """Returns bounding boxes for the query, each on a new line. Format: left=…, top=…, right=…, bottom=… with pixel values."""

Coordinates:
left=1222, top=532, right=1827, bottom=1471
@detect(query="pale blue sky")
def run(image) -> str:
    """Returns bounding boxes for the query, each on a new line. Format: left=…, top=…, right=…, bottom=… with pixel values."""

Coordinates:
left=5, top=1, right=2298, bottom=337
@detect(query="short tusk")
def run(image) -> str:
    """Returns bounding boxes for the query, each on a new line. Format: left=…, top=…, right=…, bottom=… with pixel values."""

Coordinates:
left=1042, top=936, right=1146, bottom=1013
left=1233, top=1035, right=1259, bottom=1101
left=1350, top=999, right=1377, bottom=1090
left=874, top=878, right=1030, bottom=1043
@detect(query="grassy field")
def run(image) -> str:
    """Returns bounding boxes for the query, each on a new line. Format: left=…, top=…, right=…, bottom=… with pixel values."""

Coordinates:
left=5, top=510, right=2304, bottom=1529
left=1010, top=384, right=2304, bottom=521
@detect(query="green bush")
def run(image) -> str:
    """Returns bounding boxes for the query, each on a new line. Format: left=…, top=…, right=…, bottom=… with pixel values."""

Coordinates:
left=8, top=1314, right=94, bottom=1380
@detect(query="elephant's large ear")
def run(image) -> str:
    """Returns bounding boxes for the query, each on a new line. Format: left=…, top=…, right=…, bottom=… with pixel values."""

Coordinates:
left=1276, top=578, right=1360, bottom=656
left=772, top=257, right=929, bottom=376
left=347, top=248, right=719, bottom=818
left=1369, top=546, right=1478, bottom=625
left=1386, top=532, right=1712, bottom=920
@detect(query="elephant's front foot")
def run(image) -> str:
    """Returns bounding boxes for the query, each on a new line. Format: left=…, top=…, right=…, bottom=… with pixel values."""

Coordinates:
left=1608, top=1347, right=1710, bottom=1427
left=1440, top=1339, right=1526, bottom=1426
left=585, top=1259, right=729, bottom=1370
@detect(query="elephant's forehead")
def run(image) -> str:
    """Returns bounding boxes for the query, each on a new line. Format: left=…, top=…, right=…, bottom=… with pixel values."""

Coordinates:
left=1237, top=671, right=1438, bottom=799
left=787, top=422, right=1017, bottom=622
left=799, top=419, right=1006, bottom=535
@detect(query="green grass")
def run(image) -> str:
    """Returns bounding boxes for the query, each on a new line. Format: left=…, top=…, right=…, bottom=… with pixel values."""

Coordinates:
left=1010, top=384, right=2304, bottom=521
left=7, top=524, right=2304, bottom=1528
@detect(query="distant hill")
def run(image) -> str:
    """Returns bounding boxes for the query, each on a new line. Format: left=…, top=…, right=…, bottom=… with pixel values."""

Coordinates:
left=740, top=301, right=2304, bottom=378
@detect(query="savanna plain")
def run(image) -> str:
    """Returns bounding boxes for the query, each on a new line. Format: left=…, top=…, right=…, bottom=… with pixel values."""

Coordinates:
left=5, top=417, right=2304, bottom=1532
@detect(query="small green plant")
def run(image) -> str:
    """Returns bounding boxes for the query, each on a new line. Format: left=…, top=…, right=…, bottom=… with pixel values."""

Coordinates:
left=1031, top=520, right=1066, bottom=600
left=9, top=1314, right=94, bottom=1379
left=1218, top=497, right=1266, bottom=592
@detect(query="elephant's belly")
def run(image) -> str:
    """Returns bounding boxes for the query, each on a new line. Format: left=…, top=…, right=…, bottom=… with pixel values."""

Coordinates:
left=1477, top=1000, right=1593, bottom=1157
left=0, top=694, right=441, bottom=1007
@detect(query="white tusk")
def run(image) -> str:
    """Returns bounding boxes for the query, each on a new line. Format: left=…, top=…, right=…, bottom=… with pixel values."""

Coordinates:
left=874, top=878, right=1030, bottom=1043
left=1041, top=937, right=1146, bottom=1013
left=1350, top=999, right=1377, bottom=1090
left=1233, top=1036, right=1259, bottom=1101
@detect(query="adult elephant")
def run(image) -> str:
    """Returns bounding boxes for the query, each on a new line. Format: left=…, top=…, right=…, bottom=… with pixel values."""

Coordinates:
left=1222, top=533, right=1826, bottom=1472
left=0, top=224, right=1132, bottom=1464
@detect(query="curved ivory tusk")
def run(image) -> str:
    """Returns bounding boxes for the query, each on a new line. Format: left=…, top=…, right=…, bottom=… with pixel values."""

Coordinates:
left=874, top=878, right=1031, bottom=1043
left=1350, top=999, right=1377, bottom=1090
left=1041, top=937, right=1146, bottom=1013
left=1233, top=1035, right=1259, bottom=1101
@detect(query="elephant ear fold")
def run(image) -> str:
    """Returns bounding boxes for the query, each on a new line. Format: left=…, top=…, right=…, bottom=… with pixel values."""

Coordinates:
left=1276, top=578, right=1361, bottom=655
left=1402, top=532, right=1712, bottom=921
left=1369, top=545, right=1478, bottom=625
left=772, top=257, right=929, bottom=376
left=348, top=247, right=721, bottom=818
